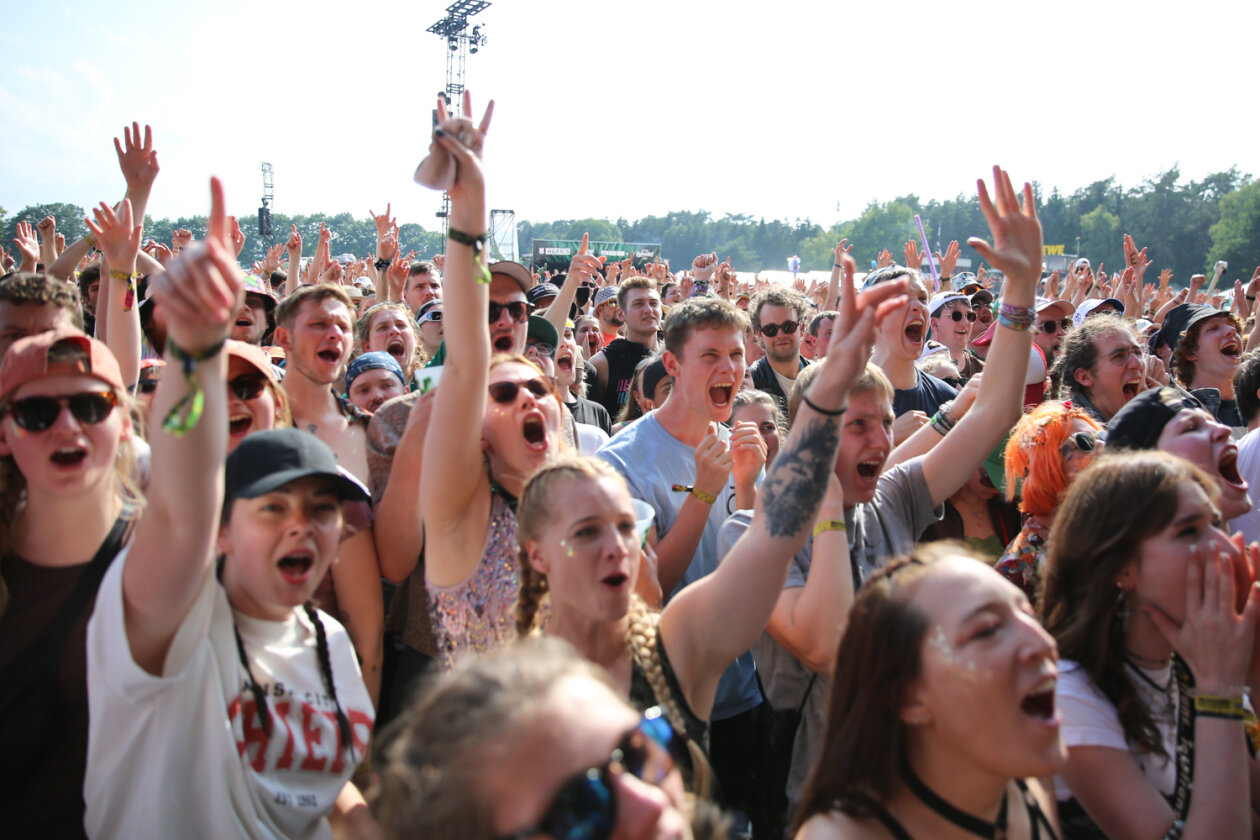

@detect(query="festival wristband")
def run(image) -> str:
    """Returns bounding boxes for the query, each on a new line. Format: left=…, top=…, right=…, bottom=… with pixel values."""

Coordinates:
left=162, top=338, right=225, bottom=437
left=671, top=484, right=716, bottom=505
left=813, top=519, right=846, bottom=537
left=1194, top=695, right=1246, bottom=719
left=446, top=227, right=491, bottom=285
left=109, top=269, right=140, bottom=311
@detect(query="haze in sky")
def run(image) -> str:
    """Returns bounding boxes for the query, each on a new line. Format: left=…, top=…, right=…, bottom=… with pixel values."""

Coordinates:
left=2, top=0, right=1255, bottom=233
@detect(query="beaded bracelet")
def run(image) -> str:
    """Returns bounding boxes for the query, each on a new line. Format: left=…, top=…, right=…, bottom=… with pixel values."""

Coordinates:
left=162, top=338, right=225, bottom=437
left=997, top=302, right=1035, bottom=332
left=109, top=269, right=139, bottom=311
left=447, top=227, right=491, bottom=285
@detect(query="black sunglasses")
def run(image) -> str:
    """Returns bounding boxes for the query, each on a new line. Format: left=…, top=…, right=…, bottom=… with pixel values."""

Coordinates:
left=488, top=300, right=530, bottom=324
left=497, top=708, right=681, bottom=840
left=136, top=379, right=160, bottom=395
left=760, top=320, right=800, bottom=337
left=944, top=310, right=977, bottom=323
left=7, top=391, right=118, bottom=432
left=1039, top=318, right=1073, bottom=334
left=1063, top=431, right=1100, bottom=454
left=228, top=373, right=268, bottom=402
left=488, top=377, right=554, bottom=404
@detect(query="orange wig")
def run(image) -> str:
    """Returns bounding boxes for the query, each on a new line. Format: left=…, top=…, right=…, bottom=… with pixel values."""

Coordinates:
left=1004, top=401, right=1101, bottom=516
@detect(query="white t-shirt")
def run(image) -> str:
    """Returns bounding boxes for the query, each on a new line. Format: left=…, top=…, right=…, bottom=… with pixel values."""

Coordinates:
left=1231, top=427, right=1260, bottom=543
left=1053, top=659, right=1178, bottom=802
left=85, top=546, right=375, bottom=839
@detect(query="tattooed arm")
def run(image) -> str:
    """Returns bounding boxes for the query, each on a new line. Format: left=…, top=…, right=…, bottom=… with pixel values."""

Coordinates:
left=660, top=254, right=909, bottom=721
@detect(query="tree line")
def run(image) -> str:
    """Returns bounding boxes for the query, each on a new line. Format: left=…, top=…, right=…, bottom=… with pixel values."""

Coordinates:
left=5, top=165, right=1258, bottom=284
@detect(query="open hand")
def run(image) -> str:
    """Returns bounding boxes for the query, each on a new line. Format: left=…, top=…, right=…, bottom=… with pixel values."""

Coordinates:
left=85, top=199, right=143, bottom=273
left=114, top=122, right=160, bottom=192
left=966, top=165, right=1043, bottom=290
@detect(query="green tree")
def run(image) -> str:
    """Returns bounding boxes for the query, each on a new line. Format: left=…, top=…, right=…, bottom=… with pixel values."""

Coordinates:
left=5, top=203, right=88, bottom=248
left=1078, top=204, right=1121, bottom=267
left=1208, top=179, right=1260, bottom=278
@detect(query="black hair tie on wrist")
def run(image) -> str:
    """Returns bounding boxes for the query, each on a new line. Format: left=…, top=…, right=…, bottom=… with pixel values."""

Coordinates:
left=801, top=390, right=847, bottom=417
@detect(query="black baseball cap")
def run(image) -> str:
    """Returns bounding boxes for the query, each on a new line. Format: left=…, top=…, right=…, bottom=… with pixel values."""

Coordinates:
left=1105, top=386, right=1204, bottom=452
left=225, top=428, right=369, bottom=503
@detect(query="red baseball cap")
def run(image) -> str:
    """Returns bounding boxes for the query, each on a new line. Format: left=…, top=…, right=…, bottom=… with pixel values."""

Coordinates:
left=0, top=329, right=126, bottom=400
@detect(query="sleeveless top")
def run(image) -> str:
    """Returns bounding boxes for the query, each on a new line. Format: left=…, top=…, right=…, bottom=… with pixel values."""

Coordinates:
left=427, top=485, right=521, bottom=668
left=597, top=338, right=651, bottom=417
left=627, top=626, right=709, bottom=750
left=865, top=780, right=1059, bottom=840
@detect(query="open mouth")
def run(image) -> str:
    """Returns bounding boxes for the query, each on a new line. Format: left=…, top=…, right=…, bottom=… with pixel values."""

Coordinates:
left=1020, top=676, right=1057, bottom=720
left=856, top=459, right=881, bottom=480
left=493, top=334, right=514, bottom=352
left=557, top=355, right=574, bottom=372
left=905, top=323, right=924, bottom=345
left=1220, top=447, right=1247, bottom=489
left=1122, top=379, right=1142, bottom=400
left=235, top=317, right=252, bottom=328
left=709, top=384, right=733, bottom=408
left=51, top=446, right=87, bottom=467
left=1221, top=341, right=1241, bottom=360
left=602, top=572, right=629, bottom=590
left=387, top=339, right=405, bottom=358
left=317, top=349, right=341, bottom=365
left=277, top=552, right=315, bottom=584
left=978, top=471, right=996, bottom=490
left=522, top=416, right=547, bottom=447
left=229, top=414, right=253, bottom=436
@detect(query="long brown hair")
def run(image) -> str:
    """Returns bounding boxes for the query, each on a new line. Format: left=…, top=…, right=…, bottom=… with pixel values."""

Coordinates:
left=795, top=545, right=968, bottom=830
left=1041, top=451, right=1217, bottom=759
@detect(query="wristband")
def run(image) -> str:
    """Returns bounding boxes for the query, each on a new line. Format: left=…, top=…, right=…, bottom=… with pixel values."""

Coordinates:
left=1194, top=694, right=1246, bottom=719
left=1247, top=295, right=1256, bottom=302
left=833, top=262, right=843, bottom=269
left=83, top=234, right=97, bottom=249
left=800, top=390, right=847, bottom=417
left=813, top=519, right=846, bottom=537
left=162, top=338, right=225, bottom=437
left=930, top=412, right=953, bottom=436
left=446, top=227, right=491, bottom=285
left=109, top=269, right=140, bottom=311
left=671, top=484, right=716, bottom=505
left=374, top=257, right=392, bottom=271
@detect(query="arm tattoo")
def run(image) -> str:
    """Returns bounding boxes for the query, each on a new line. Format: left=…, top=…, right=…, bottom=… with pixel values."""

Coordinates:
left=760, top=417, right=840, bottom=538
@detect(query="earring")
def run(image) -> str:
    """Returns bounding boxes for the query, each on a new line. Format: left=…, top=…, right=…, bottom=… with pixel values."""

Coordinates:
left=1116, top=587, right=1131, bottom=626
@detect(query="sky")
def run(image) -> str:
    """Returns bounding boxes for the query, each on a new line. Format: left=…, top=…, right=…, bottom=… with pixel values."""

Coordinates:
left=2, top=0, right=1256, bottom=241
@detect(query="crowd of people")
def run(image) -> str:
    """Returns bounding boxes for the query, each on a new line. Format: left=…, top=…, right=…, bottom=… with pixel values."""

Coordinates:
left=4, top=98, right=1260, bottom=840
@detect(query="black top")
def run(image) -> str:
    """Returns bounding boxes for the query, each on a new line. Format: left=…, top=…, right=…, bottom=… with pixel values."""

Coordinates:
left=566, top=396, right=613, bottom=436
left=748, top=354, right=810, bottom=416
left=892, top=369, right=959, bottom=418
left=597, top=338, right=652, bottom=419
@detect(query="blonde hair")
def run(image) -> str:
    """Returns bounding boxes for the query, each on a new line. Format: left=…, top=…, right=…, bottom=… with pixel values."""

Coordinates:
left=0, top=342, right=144, bottom=615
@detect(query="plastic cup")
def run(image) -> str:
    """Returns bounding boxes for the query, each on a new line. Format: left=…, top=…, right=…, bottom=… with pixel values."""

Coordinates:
left=631, top=499, right=655, bottom=547
left=416, top=365, right=444, bottom=395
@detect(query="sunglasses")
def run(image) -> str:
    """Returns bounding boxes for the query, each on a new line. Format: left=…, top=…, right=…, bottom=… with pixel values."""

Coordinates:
left=942, top=310, right=977, bottom=323
left=228, top=373, right=268, bottom=402
left=6, top=391, right=118, bottom=432
left=418, top=309, right=444, bottom=324
left=1038, top=318, right=1073, bottom=334
left=488, top=300, right=530, bottom=325
left=760, top=320, right=800, bottom=337
left=488, top=377, right=554, bottom=404
left=136, top=379, right=160, bottom=395
left=497, top=708, right=681, bottom=840
left=1063, top=431, right=1100, bottom=454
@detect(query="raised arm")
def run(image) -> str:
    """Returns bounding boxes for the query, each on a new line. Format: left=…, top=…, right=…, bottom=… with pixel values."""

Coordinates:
left=115, top=122, right=160, bottom=228
left=661, top=255, right=908, bottom=719
left=418, top=92, right=497, bottom=584
left=85, top=200, right=143, bottom=388
left=546, top=233, right=604, bottom=334
left=121, top=177, right=240, bottom=676
left=921, top=166, right=1039, bottom=508
left=284, top=225, right=303, bottom=298
left=823, top=239, right=850, bottom=311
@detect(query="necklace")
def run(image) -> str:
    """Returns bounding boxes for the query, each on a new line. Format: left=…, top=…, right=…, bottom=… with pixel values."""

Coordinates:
left=902, top=760, right=1009, bottom=839
left=1125, top=656, right=1175, bottom=716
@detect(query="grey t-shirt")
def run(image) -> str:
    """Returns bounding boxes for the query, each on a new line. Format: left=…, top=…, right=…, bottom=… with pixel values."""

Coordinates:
left=598, top=412, right=762, bottom=721
left=846, top=456, right=943, bottom=582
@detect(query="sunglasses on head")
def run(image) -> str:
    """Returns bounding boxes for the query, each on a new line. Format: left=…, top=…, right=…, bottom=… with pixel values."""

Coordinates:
left=1039, top=318, right=1072, bottom=334
left=6, top=391, right=118, bottom=432
left=497, top=708, right=681, bottom=840
left=942, top=310, right=977, bottom=323
left=488, top=301, right=530, bottom=325
left=418, top=309, right=444, bottom=324
left=760, top=320, right=800, bottom=337
left=228, top=373, right=268, bottom=402
left=488, top=377, right=554, bottom=404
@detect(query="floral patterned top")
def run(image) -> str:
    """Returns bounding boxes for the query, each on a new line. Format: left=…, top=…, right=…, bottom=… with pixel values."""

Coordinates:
left=995, top=517, right=1050, bottom=606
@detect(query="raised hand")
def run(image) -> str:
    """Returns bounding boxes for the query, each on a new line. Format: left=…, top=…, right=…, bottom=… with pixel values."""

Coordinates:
left=54, top=232, right=65, bottom=256
left=693, top=422, right=734, bottom=499
left=1047, top=269, right=1061, bottom=300
left=817, top=252, right=909, bottom=396
left=85, top=199, right=143, bottom=274
left=567, top=233, right=606, bottom=284
left=1189, top=273, right=1207, bottom=300
left=966, top=165, right=1043, bottom=290
left=149, top=177, right=243, bottom=355
left=432, top=253, right=446, bottom=273
left=13, top=220, right=39, bottom=270
left=691, top=252, right=718, bottom=283
left=903, top=239, right=923, bottom=271
left=833, top=239, right=853, bottom=265
left=262, top=243, right=285, bottom=276
left=143, top=239, right=174, bottom=266
left=936, top=240, right=961, bottom=277
left=320, top=260, right=344, bottom=286
left=378, top=224, right=400, bottom=262
left=36, top=215, right=56, bottom=241
left=1159, top=267, right=1173, bottom=290
left=36, top=215, right=57, bottom=266
left=419, top=90, right=494, bottom=198
left=876, top=248, right=894, bottom=269
left=114, top=122, right=160, bottom=193
left=172, top=229, right=193, bottom=253
left=370, top=203, right=397, bottom=237
left=730, top=420, right=768, bottom=488
left=227, top=216, right=245, bottom=257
